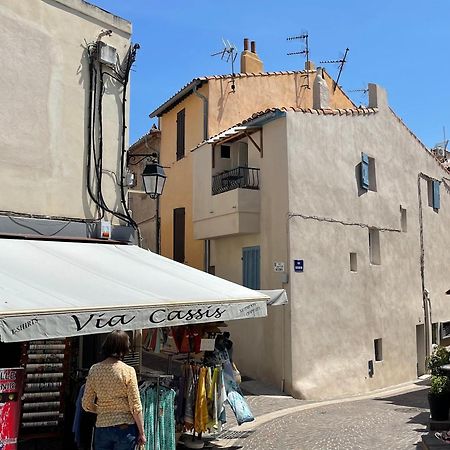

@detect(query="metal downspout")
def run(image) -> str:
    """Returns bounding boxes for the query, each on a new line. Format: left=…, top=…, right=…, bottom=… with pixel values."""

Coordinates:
left=418, top=173, right=432, bottom=361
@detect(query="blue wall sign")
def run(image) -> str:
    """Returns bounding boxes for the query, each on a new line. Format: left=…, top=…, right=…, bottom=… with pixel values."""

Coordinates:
left=294, top=259, right=304, bottom=272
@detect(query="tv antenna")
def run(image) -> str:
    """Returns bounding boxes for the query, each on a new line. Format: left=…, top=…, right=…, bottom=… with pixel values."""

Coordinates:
left=320, top=47, right=349, bottom=92
left=348, top=84, right=369, bottom=105
left=287, top=31, right=310, bottom=88
left=212, top=38, right=238, bottom=92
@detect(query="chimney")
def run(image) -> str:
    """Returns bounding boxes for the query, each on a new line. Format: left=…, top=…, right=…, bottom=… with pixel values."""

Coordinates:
left=313, top=67, right=330, bottom=109
left=368, top=83, right=388, bottom=109
left=240, top=37, right=264, bottom=73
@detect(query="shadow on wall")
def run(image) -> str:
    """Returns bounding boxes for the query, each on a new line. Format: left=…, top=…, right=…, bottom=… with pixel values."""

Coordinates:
left=294, top=72, right=309, bottom=107
left=216, top=78, right=234, bottom=126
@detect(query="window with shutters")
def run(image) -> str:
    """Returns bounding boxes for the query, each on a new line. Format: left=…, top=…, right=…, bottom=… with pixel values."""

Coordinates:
left=427, top=179, right=440, bottom=210
left=176, top=109, right=185, bottom=160
left=242, top=246, right=260, bottom=289
left=360, top=153, right=377, bottom=192
left=173, top=208, right=185, bottom=263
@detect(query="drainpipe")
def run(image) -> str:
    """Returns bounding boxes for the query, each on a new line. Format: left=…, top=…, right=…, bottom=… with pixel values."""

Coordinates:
left=193, top=83, right=210, bottom=271
left=204, top=239, right=210, bottom=273
left=193, top=84, right=208, bottom=141
left=156, top=196, right=161, bottom=254
left=418, top=173, right=432, bottom=360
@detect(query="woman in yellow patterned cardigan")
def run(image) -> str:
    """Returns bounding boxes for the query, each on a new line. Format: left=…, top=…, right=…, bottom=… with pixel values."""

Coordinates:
left=82, top=330, right=146, bottom=450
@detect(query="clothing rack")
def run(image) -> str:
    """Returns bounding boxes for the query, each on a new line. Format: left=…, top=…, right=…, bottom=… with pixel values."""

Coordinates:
left=141, top=373, right=174, bottom=450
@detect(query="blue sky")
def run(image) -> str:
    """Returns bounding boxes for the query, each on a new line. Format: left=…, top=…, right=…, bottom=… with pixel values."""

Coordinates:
left=92, top=1, right=450, bottom=148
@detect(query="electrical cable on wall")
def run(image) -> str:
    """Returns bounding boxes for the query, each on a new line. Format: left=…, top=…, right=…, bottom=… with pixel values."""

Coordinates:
left=86, top=37, right=142, bottom=243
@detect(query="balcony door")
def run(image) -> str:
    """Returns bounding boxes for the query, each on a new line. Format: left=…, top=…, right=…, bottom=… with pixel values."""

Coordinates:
left=231, top=142, right=248, bottom=168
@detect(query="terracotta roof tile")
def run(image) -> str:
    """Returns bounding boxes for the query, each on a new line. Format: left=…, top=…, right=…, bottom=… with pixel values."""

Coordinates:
left=191, top=106, right=379, bottom=151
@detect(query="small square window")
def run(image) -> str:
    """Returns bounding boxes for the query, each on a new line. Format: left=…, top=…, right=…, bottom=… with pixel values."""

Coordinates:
left=220, top=145, right=231, bottom=159
left=374, top=338, right=383, bottom=361
left=350, top=253, right=357, bottom=272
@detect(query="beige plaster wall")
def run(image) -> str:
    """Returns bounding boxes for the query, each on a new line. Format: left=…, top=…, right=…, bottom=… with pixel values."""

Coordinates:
left=159, top=85, right=207, bottom=269
left=209, top=118, right=291, bottom=389
left=285, top=99, right=450, bottom=399
left=0, top=0, right=130, bottom=220
left=159, top=70, right=353, bottom=267
left=207, top=71, right=353, bottom=134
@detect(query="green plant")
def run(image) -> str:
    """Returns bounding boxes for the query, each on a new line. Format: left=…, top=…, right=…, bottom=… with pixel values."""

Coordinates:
left=430, top=375, right=450, bottom=395
left=427, top=346, right=450, bottom=375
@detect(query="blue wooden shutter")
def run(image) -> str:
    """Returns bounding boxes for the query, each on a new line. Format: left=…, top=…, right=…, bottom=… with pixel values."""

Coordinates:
left=361, top=153, right=369, bottom=190
left=242, top=246, right=260, bottom=289
left=433, top=180, right=441, bottom=209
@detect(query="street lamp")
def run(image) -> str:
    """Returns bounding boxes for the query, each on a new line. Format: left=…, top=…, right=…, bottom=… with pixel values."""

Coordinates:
left=142, top=162, right=166, bottom=199
left=127, top=151, right=167, bottom=199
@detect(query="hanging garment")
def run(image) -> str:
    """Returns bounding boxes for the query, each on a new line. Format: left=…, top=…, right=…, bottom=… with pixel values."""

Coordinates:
left=194, top=367, right=208, bottom=433
left=175, top=372, right=186, bottom=426
left=184, top=365, right=195, bottom=430
left=207, top=367, right=219, bottom=430
left=72, top=384, right=85, bottom=448
left=140, top=384, right=176, bottom=450
left=205, top=367, right=214, bottom=429
left=227, top=388, right=254, bottom=426
left=217, top=368, right=227, bottom=431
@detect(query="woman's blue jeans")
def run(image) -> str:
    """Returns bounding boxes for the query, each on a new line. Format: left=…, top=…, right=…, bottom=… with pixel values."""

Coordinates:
left=94, top=423, right=138, bottom=450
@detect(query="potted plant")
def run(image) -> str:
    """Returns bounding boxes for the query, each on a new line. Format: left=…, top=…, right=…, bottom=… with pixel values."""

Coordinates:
left=427, top=345, right=450, bottom=421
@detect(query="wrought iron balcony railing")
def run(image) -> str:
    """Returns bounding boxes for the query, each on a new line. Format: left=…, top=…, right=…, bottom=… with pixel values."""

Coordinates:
left=212, top=166, right=260, bottom=195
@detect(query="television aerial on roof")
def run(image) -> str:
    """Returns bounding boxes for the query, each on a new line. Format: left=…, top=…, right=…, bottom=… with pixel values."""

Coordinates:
left=348, top=84, right=369, bottom=106
left=211, top=38, right=238, bottom=92
left=286, top=31, right=310, bottom=89
left=320, top=48, right=349, bottom=93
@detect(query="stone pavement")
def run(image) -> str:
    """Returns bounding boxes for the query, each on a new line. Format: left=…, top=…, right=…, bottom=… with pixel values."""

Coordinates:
left=209, top=380, right=430, bottom=450
left=142, top=352, right=432, bottom=449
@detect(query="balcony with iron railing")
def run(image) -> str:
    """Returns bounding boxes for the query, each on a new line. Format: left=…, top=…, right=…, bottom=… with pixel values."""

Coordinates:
left=212, top=166, right=260, bottom=195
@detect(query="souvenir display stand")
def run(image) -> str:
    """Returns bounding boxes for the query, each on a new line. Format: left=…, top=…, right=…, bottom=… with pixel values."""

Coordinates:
left=19, top=339, right=71, bottom=446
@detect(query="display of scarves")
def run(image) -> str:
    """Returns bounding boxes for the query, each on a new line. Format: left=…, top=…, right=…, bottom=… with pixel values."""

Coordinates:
left=194, top=367, right=208, bottom=433
left=140, top=385, right=176, bottom=450
left=183, top=365, right=195, bottom=430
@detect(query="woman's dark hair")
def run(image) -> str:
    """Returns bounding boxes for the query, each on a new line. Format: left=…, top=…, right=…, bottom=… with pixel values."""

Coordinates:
left=101, top=330, right=130, bottom=359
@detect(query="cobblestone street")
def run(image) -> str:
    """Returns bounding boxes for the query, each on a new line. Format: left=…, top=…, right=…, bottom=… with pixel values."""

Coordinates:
left=212, top=382, right=430, bottom=450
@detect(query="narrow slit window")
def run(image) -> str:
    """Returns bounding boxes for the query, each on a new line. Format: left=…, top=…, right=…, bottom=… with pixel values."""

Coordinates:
left=374, top=338, right=383, bottom=361
left=350, top=253, right=357, bottom=272
left=369, top=228, right=381, bottom=265
left=400, top=207, right=407, bottom=232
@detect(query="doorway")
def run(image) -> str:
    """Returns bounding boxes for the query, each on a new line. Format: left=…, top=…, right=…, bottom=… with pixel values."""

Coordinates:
left=416, top=324, right=426, bottom=376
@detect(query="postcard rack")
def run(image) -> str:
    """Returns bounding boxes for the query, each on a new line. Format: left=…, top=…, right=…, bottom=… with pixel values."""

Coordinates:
left=20, top=339, right=70, bottom=436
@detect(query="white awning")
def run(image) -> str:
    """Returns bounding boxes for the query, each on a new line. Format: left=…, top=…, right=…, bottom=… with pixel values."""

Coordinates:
left=0, top=239, right=268, bottom=342
left=260, top=289, right=288, bottom=306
